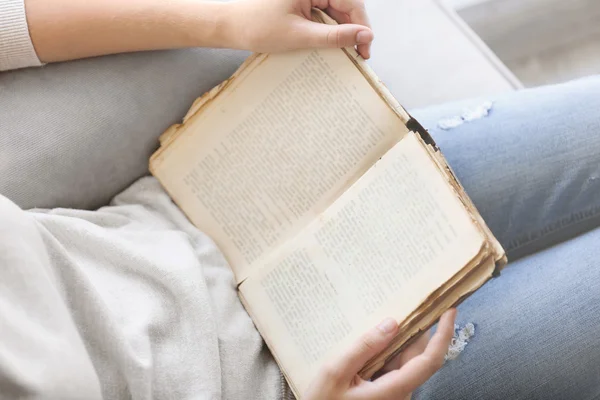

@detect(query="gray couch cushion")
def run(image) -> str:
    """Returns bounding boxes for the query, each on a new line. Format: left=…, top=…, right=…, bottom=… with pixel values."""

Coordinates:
left=1, top=0, right=520, bottom=211
left=0, top=48, right=248, bottom=210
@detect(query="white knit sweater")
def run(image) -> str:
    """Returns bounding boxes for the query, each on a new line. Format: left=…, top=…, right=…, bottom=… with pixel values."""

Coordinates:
left=0, top=0, right=41, bottom=71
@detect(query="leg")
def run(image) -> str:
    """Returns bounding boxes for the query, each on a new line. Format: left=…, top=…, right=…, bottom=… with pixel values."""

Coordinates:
left=407, top=78, right=600, bottom=398
left=412, top=76, right=600, bottom=260
left=413, top=224, right=600, bottom=400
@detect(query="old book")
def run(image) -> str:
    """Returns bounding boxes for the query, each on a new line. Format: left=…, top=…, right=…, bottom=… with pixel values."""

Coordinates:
left=150, top=10, right=506, bottom=398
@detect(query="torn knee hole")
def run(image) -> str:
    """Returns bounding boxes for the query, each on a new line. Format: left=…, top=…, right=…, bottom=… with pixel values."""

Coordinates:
left=445, top=322, right=475, bottom=361
left=437, top=101, right=493, bottom=130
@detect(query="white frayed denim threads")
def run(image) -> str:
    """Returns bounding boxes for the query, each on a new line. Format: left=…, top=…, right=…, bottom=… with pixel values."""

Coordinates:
left=446, top=323, right=476, bottom=361
left=437, top=101, right=494, bottom=130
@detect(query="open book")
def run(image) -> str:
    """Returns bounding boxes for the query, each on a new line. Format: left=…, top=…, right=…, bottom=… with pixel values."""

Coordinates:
left=150, top=10, right=506, bottom=398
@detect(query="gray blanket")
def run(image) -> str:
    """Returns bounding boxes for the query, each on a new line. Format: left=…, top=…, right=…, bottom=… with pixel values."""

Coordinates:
left=0, top=177, right=281, bottom=400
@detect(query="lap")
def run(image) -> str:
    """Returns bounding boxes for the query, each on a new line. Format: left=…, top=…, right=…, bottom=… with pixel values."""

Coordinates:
left=3, top=53, right=599, bottom=399
left=410, top=77, right=600, bottom=399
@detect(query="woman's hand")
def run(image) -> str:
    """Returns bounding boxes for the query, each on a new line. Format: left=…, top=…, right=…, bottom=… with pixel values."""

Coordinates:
left=26, top=0, right=374, bottom=64
left=226, top=0, right=374, bottom=59
left=305, top=309, right=456, bottom=400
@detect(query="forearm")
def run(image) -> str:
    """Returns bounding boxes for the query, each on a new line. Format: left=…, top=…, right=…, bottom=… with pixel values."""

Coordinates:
left=4, top=0, right=373, bottom=70
left=26, top=0, right=237, bottom=63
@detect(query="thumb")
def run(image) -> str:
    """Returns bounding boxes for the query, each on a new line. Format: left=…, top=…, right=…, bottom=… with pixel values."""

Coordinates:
left=328, top=318, right=398, bottom=380
left=298, top=20, right=374, bottom=51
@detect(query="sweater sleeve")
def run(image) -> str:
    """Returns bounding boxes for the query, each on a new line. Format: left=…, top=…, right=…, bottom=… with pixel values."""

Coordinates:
left=0, top=0, right=42, bottom=71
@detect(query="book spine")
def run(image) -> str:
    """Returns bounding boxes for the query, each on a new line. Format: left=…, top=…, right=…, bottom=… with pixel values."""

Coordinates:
left=406, top=115, right=438, bottom=150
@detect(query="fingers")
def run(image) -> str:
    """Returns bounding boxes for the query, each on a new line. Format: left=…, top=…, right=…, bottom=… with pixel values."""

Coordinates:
left=341, top=0, right=371, bottom=58
left=381, top=330, right=429, bottom=373
left=301, top=20, right=373, bottom=57
left=309, top=0, right=373, bottom=58
left=368, top=309, right=457, bottom=398
left=327, top=0, right=370, bottom=27
left=322, top=318, right=398, bottom=382
left=328, top=0, right=372, bottom=58
left=325, top=6, right=350, bottom=24
left=298, top=19, right=373, bottom=56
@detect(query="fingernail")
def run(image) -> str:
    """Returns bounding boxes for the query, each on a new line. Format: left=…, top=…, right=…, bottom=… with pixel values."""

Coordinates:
left=356, top=30, right=373, bottom=44
left=377, top=318, right=397, bottom=334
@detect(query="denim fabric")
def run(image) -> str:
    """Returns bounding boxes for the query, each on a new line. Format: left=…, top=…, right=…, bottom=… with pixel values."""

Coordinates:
left=414, top=226, right=600, bottom=400
left=410, top=76, right=600, bottom=400
left=412, top=76, right=600, bottom=261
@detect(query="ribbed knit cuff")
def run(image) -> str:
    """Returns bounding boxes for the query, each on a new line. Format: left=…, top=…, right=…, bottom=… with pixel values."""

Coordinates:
left=0, top=0, right=42, bottom=71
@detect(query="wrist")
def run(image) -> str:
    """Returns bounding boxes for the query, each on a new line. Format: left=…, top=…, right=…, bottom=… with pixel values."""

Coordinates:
left=185, top=0, right=245, bottom=50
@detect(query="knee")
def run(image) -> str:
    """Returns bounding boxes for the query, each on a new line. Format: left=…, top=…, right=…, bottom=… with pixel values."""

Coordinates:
left=414, top=227, right=600, bottom=399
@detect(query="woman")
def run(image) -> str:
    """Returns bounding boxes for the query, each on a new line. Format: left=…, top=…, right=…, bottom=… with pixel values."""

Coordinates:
left=1, top=0, right=598, bottom=399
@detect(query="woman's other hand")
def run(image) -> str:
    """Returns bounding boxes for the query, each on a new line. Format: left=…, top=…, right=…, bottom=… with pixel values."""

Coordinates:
left=305, top=309, right=456, bottom=400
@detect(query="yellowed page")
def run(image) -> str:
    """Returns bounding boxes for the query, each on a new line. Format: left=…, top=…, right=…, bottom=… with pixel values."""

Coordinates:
left=151, top=48, right=409, bottom=282
left=239, top=132, right=486, bottom=397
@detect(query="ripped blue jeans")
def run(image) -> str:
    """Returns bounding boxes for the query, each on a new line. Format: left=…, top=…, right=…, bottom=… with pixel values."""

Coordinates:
left=410, top=76, right=600, bottom=400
